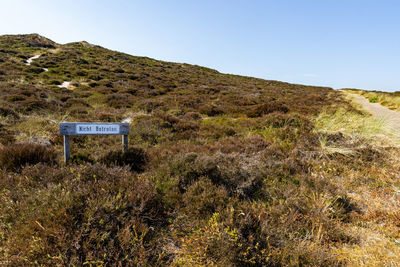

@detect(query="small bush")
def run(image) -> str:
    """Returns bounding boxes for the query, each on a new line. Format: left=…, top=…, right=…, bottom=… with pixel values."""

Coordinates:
left=263, top=113, right=308, bottom=129
left=89, top=82, right=99, bottom=87
left=369, top=96, right=378, bottom=103
left=130, top=117, right=165, bottom=145
left=76, top=70, right=88, bottom=76
left=70, top=153, right=94, bottom=165
left=182, top=178, right=228, bottom=218
left=49, top=79, right=62, bottom=85
left=0, top=143, right=57, bottom=171
left=27, top=66, right=45, bottom=74
left=137, top=99, right=165, bottom=113
left=19, top=98, right=50, bottom=113
left=129, top=74, right=139, bottom=80
left=183, top=111, right=201, bottom=120
left=246, top=102, right=289, bottom=118
left=0, top=105, right=19, bottom=118
left=170, top=152, right=264, bottom=199
left=69, top=106, right=89, bottom=116
left=199, top=104, right=224, bottom=116
left=6, top=94, right=26, bottom=102
left=0, top=123, right=16, bottom=145
left=65, top=98, right=90, bottom=108
left=99, top=146, right=148, bottom=172
left=114, top=67, right=125, bottom=73
left=105, top=93, right=134, bottom=108
left=157, top=113, right=199, bottom=139
left=88, top=74, right=103, bottom=81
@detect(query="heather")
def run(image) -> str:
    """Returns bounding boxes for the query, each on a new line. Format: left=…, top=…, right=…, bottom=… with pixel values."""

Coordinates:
left=1, top=34, right=399, bottom=266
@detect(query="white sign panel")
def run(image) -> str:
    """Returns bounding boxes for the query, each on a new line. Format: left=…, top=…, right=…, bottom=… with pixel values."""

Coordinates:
left=76, top=124, right=120, bottom=134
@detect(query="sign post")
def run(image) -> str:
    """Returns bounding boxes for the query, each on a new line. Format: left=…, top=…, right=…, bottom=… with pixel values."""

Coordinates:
left=59, top=122, right=130, bottom=164
left=63, top=135, right=70, bottom=163
left=122, top=134, right=128, bottom=152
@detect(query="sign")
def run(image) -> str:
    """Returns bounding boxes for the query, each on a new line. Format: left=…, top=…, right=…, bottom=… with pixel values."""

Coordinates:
left=59, top=122, right=130, bottom=164
left=76, top=124, right=120, bottom=134
left=59, top=122, right=129, bottom=136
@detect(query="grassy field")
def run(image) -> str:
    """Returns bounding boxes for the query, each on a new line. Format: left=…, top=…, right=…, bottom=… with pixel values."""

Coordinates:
left=1, top=34, right=400, bottom=266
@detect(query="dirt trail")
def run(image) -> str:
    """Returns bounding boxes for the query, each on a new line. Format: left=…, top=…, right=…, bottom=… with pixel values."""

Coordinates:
left=25, top=54, right=40, bottom=65
left=345, top=92, right=400, bottom=132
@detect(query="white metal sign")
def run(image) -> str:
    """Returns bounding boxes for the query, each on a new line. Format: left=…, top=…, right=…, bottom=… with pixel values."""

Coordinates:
left=59, top=122, right=130, bottom=164
left=76, top=124, right=120, bottom=134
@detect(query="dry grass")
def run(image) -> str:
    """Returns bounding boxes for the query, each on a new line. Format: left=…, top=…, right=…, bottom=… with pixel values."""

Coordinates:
left=315, top=92, right=400, bottom=146
left=313, top=95, right=400, bottom=266
left=334, top=227, right=400, bottom=266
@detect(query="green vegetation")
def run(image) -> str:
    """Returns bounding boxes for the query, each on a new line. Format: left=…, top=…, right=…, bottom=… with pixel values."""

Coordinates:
left=0, top=34, right=399, bottom=266
left=369, top=96, right=379, bottom=103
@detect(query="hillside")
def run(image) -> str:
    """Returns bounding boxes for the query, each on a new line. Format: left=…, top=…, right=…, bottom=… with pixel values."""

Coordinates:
left=1, top=34, right=399, bottom=266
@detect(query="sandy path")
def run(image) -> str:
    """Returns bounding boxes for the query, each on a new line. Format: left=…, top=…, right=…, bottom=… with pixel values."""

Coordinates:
left=58, top=81, right=72, bottom=89
left=345, top=92, right=400, bottom=132
left=26, top=54, right=40, bottom=65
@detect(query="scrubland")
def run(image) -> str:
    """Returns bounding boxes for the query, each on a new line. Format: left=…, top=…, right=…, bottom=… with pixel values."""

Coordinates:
left=0, top=34, right=399, bottom=266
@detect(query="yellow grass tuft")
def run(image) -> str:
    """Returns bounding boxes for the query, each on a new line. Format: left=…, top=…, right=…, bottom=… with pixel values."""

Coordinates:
left=333, top=227, right=400, bottom=267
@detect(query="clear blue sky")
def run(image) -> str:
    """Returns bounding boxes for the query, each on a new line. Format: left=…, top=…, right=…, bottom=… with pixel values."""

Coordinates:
left=1, top=0, right=399, bottom=91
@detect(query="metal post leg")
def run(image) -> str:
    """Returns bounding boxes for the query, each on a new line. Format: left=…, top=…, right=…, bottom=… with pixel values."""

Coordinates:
left=64, top=135, right=70, bottom=164
left=122, top=135, right=128, bottom=152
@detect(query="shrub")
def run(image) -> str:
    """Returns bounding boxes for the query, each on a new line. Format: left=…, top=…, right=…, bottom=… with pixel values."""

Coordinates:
left=157, top=112, right=199, bottom=139
left=369, top=96, right=379, bottom=103
left=0, top=123, right=15, bottom=145
left=122, top=88, right=137, bottom=95
left=99, top=146, right=149, bottom=172
left=0, top=143, right=57, bottom=171
left=182, top=111, right=201, bottom=121
left=182, top=178, right=229, bottom=218
left=169, top=152, right=264, bottom=199
left=114, top=67, right=125, bottom=73
left=19, top=98, right=50, bottom=113
left=69, top=106, right=89, bottom=116
left=27, top=66, right=45, bottom=74
left=0, top=105, right=19, bottom=118
left=263, top=113, right=308, bottom=129
left=89, top=82, right=99, bottom=87
left=246, top=102, right=289, bottom=117
left=199, top=104, right=224, bottom=116
left=105, top=93, right=134, bottom=108
left=137, top=99, right=165, bottom=113
left=6, top=94, right=26, bottom=102
left=88, top=74, right=103, bottom=81
left=49, top=79, right=62, bottom=85
left=1, top=164, right=166, bottom=266
left=70, top=153, right=94, bottom=165
left=76, top=70, right=88, bottom=76
left=65, top=98, right=90, bottom=108
left=173, top=213, right=241, bottom=265
left=129, top=117, right=165, bottom=145
left=19, top=88, right=37, bottom=97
